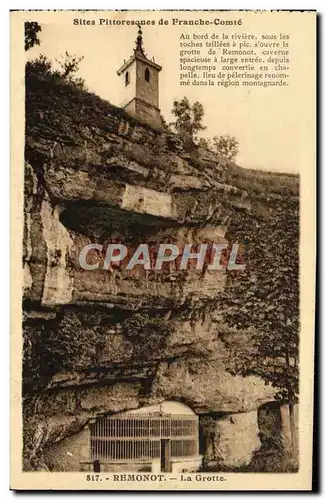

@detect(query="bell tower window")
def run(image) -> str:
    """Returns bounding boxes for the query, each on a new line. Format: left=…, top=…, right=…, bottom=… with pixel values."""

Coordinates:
left=125, top=71, right=130, bottom=86
left=145, top=67, right=150, bottom=82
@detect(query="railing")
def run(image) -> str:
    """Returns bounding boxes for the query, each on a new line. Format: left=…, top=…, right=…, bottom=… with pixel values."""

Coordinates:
left=89, top=413, right=199, bottom=462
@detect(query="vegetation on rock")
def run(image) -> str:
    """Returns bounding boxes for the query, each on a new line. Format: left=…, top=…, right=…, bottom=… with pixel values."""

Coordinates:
left=199, top=135, right=239, bottom=163
left=170, top=96, right=206, bottom=140
left=220, top=192, right=299, bottom=459
left=171, top=96, right=239, bottom=162
left=121, top=312, right=171, bottom=360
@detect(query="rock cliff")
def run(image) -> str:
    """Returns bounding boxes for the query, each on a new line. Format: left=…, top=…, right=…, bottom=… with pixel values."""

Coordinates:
left=22, top=65, right=299, bottom=470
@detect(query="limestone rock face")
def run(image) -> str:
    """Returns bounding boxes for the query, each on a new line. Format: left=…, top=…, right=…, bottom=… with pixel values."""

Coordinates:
left=23, top=73, right=278, bottom=469
left=214, top=411, right=261, bottom=468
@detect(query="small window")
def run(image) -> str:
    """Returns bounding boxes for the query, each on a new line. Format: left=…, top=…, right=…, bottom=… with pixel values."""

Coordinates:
left=125, top=71, right=130, bottom=86
left=145, top=67, right=150, bottom=82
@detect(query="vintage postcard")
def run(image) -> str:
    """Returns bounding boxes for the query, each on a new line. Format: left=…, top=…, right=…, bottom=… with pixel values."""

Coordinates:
left=11, top=10, right=316, bottom=491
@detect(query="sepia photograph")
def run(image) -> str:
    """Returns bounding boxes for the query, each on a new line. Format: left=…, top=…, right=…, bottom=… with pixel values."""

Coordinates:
left=10, top=9, right=316, bottom=490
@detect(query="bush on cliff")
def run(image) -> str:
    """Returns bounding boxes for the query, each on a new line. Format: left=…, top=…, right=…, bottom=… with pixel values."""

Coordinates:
left=121, top=312, right=171, bottom=361
left=41, top=312, right=107, bottom=374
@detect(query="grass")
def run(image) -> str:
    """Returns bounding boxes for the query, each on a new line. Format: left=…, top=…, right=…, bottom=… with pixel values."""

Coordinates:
left=225, top=162, right=299, bottom=197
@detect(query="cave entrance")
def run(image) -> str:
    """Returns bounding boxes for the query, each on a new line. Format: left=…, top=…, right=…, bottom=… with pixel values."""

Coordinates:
left=86, top=401, right=202, bottom=473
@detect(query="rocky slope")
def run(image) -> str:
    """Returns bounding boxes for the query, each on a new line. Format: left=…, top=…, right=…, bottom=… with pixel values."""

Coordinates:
left=22, top=65, right=299, bottom=470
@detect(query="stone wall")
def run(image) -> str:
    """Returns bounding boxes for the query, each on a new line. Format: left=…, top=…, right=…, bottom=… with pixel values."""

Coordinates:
left=136, top=58, right=159, bottom=109
left=128, top=98, right=163, bottom=130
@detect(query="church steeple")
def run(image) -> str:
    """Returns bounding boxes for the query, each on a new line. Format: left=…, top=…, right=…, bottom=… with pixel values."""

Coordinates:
left=117, top=26, right=163, bottom=130
left=134, top=24, right=145, bottom=57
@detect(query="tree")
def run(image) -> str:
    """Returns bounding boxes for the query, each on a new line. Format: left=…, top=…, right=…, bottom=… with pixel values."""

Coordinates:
left=26, top=52, right=85, bottom=88
left=56, top=51, right=85, bottom=87
left=170, top=97, right=206, bottom=140
left=25, top=22, right=42, bottom=51
left=211, top=135, right=239, bottom=162
left=170, top=98, right=239, bottom=161
left=198, top=135, right=239, bottom=163
left=220, top=194, right=299, bottom=459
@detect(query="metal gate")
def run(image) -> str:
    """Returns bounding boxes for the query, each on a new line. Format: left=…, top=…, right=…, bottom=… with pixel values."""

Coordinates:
left=89, top=412, right=199, bottom=462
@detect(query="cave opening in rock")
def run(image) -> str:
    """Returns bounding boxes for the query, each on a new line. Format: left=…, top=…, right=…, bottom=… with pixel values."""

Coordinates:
left=85, top=401, right=202, bottom=472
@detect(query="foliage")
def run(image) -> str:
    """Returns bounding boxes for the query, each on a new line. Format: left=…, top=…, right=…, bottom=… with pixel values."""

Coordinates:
left=121, top=312, right=170, bottom=360
left=26, top=53, right=85, bottom=90
left=212, top=135, right=239, bottom=162
left=25, top=21, right=42, bottom=51
left=26, top=53, right=52, bottom=77
left=170, top=96, right=206, bottom=140
left=170, top=98, right=238, bottom=162
left=220, top=194, right=299, bottom=406
left=56, top=51, right=85, bottom=88
left=246, top=446, right=298, bottom=472
left=41, top=313, right=106, bottom=374
left=170, top=97, right=239, bottom=166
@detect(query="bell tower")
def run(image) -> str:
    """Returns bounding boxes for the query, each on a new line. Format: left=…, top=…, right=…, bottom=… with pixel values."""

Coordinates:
left=117, top=25, right=163, bottom=129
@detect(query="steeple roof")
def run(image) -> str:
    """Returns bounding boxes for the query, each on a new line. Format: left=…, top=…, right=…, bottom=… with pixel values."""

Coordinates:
left=117, top=25, right=162, bottom=75
left=134, top=24, right=146, bottom=56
